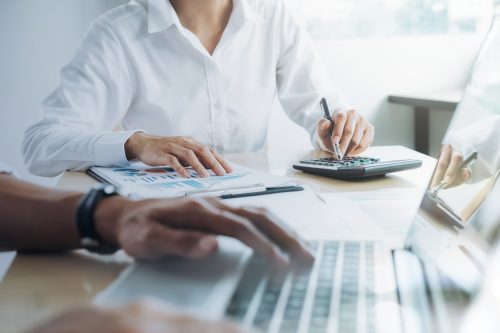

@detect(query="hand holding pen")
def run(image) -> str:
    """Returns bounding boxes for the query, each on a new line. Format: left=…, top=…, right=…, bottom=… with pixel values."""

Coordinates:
left=317, top=98, right=375, bottom=159
left=431, top=144, right=478, bottom=192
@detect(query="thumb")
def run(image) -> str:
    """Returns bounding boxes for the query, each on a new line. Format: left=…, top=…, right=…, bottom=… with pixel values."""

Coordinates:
left=318, top=119, right=331, bottom=132
left=317, top=119, right=334, bottom=150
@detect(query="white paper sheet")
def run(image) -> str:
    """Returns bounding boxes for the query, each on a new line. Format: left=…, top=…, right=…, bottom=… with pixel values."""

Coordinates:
left=90, top=163, right=293, bottom=199
left=319, top=188, right=425, bottom=246
left=225, top=188, right=387, bottom=241
left=0, top=251, right=16, bottom=282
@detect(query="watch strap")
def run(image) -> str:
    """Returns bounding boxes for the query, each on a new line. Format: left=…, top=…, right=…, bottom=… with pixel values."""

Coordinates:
left=76, top=184, right=120, bottom=254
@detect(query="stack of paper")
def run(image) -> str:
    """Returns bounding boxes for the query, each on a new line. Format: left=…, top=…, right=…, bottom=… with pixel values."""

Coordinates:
left=89, top=163, right=293, bottom=199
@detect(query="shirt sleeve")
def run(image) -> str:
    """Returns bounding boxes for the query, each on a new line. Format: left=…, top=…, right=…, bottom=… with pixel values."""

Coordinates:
left=22, top=18, right=139, bottom=177
left=0, top=162, right=18, bottom=178
left=275, top=1, right=352, bottom=150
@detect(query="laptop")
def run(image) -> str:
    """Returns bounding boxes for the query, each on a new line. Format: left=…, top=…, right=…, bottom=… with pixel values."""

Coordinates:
left=95, top=15, right=500, bottom=333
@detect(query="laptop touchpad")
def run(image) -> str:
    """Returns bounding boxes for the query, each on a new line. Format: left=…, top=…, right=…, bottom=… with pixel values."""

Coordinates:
left=94, top=237, right=250, bottom=319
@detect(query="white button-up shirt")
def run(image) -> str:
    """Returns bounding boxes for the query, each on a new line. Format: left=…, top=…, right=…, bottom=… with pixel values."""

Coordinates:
left=23, top=0, right=350, bottom=177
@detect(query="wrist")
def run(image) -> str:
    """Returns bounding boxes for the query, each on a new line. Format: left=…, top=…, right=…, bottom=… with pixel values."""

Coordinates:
left=125, top=131, right=147, bottom=161
left=94, top=196, right=131, bottom=247
left=52, top=192, right=86, bottom=249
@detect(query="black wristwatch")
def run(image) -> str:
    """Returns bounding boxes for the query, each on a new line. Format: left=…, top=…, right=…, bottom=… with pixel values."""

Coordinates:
left=76, top=184, right=121, bottom=255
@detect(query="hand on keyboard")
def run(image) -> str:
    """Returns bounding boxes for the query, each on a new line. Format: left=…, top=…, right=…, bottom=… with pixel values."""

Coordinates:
left=96, top=197, right=315, bottom=266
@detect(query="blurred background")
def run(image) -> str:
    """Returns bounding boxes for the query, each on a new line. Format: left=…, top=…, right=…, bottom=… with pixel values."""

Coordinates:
left=0, top=0, right=499, bottom=186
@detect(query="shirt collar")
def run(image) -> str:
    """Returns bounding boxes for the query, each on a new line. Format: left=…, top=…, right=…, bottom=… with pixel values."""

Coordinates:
left=146, top=0, right=179, bottom=33
left=145, top=0, right=264, bottom=34
left=236, top=0, right=265, bottom=25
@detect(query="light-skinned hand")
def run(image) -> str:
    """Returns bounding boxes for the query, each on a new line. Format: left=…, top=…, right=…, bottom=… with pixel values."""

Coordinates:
left=431, top=144, right=471, bottom=189
left=125, top=133, right=233, bottom=178
left=317, top=109, right=374, bottom=157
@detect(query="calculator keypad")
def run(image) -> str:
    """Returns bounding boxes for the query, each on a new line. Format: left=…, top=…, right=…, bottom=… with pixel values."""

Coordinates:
left=299, top=156, right=380, bottom=168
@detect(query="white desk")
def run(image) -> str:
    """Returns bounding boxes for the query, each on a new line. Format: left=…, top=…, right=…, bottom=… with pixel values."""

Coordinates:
left=57, top=146, right=434, bottom=193
left=0, top=146, right=435, bottom=333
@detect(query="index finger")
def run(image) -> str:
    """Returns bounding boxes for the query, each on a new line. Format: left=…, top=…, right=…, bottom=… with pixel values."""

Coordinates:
left=174, top=148, right=210, bottom=178
left=338, top=111, right=357, bottom=155
left=194, top=145, right=228, bottom=176
left=431, top=144, right=452, bottom=187
left=213, top=202, right=315, bottom=266
left=317, top=119, right=335, bottom=152
left=331, top=110, right=347, bottom=145
left=208, top=211, right=292, bottom=266
left=182, top=138, right=232, bottom=175
left=155, top=202, right=291, bottom=266
left=443, top=151, right=464, bottom=185
left=210, top=148, right=234, bottom=174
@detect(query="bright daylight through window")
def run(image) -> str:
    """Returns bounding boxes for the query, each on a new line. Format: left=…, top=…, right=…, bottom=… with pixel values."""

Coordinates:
left=289, top=0, right=500, bottom=39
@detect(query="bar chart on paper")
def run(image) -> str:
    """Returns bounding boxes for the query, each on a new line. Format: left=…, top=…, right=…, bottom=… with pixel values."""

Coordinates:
left=110, top=166, right=248, bottom=186
left=88, top=163, right=289, bottom=198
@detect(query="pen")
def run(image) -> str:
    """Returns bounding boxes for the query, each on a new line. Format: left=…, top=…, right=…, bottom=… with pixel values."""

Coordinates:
left=431, top=151, right=478, bottom=195
left=183, top=183, right=267, bottom=198
left=320, top=98, right=343, bottom=160
left=461, top=151, right=478, bottom=168
left=220, top=185, right=304, bottom=200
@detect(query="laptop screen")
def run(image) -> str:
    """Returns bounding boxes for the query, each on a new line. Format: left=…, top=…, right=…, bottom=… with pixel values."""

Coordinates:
left=405, top=14, right=500, bottom=293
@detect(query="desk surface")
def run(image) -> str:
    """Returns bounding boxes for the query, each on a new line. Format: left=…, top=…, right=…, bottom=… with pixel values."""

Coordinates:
left=0, top=146, right=435, bottom=333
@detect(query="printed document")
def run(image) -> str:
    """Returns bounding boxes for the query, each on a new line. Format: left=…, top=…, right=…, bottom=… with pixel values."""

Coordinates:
left=89, top=163, right=292, bottom=199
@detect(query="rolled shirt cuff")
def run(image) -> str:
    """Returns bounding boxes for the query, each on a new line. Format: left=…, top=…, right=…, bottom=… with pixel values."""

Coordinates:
left=0, top=162, right=19, bottom=178
left=94, top=130, right=143, bottom=166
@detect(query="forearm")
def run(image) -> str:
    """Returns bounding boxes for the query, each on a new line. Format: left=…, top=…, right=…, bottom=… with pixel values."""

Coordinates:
left=0, top=175, right=83, bottom=252
left=22, top=121, right=138, bottom=177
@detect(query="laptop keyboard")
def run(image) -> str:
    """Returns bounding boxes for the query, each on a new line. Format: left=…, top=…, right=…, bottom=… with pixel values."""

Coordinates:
left=226, top=241, right=378, bottom=333
left=298, top=156, right=381, bottom=168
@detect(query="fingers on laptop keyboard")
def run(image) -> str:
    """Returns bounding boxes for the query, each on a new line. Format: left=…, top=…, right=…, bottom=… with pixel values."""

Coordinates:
left=211, top=201, right=315, bottom=266
left=183, top=204, right=291, bottom=266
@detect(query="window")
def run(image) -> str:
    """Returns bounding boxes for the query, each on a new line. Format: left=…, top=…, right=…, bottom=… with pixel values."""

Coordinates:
left=290, top=0, right=500, bottom=40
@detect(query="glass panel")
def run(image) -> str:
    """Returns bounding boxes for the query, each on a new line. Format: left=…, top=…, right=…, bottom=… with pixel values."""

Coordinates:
left=405, top=16, right=500, bottom=294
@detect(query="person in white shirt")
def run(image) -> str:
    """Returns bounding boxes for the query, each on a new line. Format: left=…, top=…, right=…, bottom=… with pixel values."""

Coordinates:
left=22, top=0, right=374, bottom=178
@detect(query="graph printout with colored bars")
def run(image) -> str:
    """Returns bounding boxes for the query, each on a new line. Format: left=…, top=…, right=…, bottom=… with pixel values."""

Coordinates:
left=88, top=163, right=269, bottom=198
left=137, top=171, right=250, bottom=195
left=111, top=166, right=248, bottom=186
